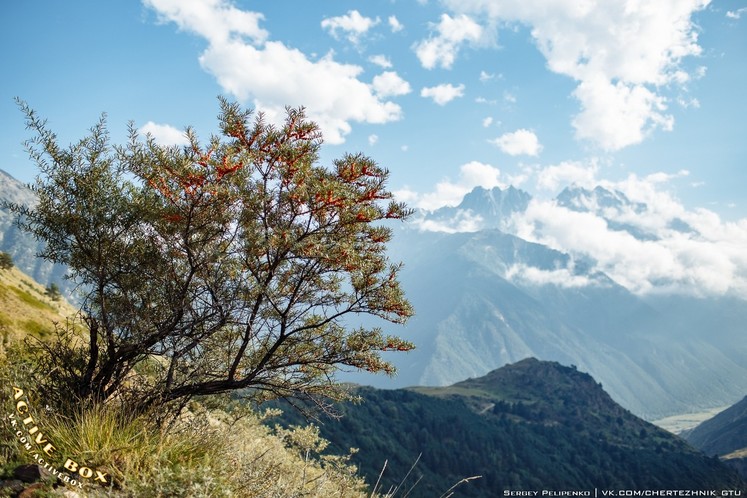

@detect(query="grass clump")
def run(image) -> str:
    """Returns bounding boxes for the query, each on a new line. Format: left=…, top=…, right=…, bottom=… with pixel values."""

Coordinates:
left=47, top=404, right=371, bottom=497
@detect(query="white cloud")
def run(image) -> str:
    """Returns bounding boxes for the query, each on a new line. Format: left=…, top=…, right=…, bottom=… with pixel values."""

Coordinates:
left=506, top=264, right=595, bottom=288
left=144, top=0, right=402, bottom=145
left=726, top=8, right=747, bottom=19
left=418, top=210, right=485, bottom=233
left=145, top=0, right=267, bottom=45
left=321, top=10, right=380, bottom=44
left=388, top=15, right=404, bottom=32
left=421, top=83, right=465, bottom=105
left=503, top=169, right=747, bottom=298
left=571, top=76, right=674, bottom=150
left=441, top=0, right=711, bottom=150
left=368, top=134, right=379, bottom=146
left=401, top=157, right=747, bottom=297
left=414, top=13, right=486, bottom=69
left=479, top=70, right=495, bottom=82
left=405, top=161, right=504, bottom=210
left=138, top=121, right=189, bottom=146
left=489, top=129, right=542, bottom=156
left=369, top=54, right=392, bottom=68
left=482, top=116, right=494, bottom=127
left=372, top=71, right=412, bottom=97
left=535, top=161, right=599, bottom=192
left=510, top=197, right=747, bottom=298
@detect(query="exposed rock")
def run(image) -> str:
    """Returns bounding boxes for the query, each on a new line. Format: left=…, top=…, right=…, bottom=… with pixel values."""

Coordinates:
left=0, top=479, right=25, bottom=495
left=13, top=463, right=53, bottom=483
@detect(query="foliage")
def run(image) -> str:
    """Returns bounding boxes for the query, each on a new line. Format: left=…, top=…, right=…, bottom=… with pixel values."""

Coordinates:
left=8, top=97, right=413, bottom=415
left=0, top=252, right=12, bottom=270
left=44, top=282, right=61, bottom=302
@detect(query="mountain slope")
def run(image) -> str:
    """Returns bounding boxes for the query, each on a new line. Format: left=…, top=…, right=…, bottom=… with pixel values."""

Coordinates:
left=0, top=264, right=77, bottom=350
left=0, top=169, right=70, bottom=294
left=684, top=396, right=747, bottom=480
left=685, top=396, right=747, bottom=456
left=276, top=359, right=745, bottom=496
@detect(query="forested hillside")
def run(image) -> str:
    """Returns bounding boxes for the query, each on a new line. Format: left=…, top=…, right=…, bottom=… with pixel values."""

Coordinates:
left=274, top=359, right=746, bottom=496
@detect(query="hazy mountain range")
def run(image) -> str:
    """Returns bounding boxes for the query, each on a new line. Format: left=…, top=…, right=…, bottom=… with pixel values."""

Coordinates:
left=347, top=184, right=747, bottom=420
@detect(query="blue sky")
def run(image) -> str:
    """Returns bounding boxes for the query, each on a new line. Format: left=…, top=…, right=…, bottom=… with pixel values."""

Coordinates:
left=2, top=0, right=747, bottom=297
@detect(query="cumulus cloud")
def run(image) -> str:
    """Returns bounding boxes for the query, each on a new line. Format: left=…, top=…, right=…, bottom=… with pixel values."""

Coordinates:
left=369, top=54, right=392, bottom=68
left=726, top=8, right=747, bottom=19
left=421, top=83, right=465, bottom=105
left=144, top=0, right=402, bottom=144
left=571, top=76, right=673, bottom=150
left=401, top=161, right=504, bottom=210
left=372, top=71, right=412, bottom=97
left=388, top=15, right=404, bottom=32
left=510, top=197, right=747, bottom=297
left=441, top=0, right=711, bottom=150
left=536, top=161, right=599, bottom=191
left=368, top=134, right=378, bottom=146
left=504, top=170, right=747, bottom=298
left=489, top=129, right=542, bottom=156
left=414, top=13, right=486, bottom=69
left=145, top=0, right=267, bottom=45
left=321, top=10, right=380, bottom=44
left=404, top=160, right=747, bottom=297
left=482, top=116, right=494, bottom=127
left=138, top=121, right=189, bottom=146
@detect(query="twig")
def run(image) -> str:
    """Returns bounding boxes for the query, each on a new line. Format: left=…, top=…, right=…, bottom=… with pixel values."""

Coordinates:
left=438, top=475, right=482, bottom=498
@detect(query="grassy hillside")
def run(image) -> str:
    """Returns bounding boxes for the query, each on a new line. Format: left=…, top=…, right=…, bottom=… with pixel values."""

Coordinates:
left=0, top=265, right=77, bottom=349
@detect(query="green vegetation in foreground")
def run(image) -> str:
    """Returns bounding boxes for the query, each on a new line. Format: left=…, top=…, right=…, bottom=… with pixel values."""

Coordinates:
left=0, top=98, right=417, bottom=497
left=1, top=377, right=372, bottom=497
left=0, top=242, right=398, bottom=498
left=272, top=359, right=746, bottom=496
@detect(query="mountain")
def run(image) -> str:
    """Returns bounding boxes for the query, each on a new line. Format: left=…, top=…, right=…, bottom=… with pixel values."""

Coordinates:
left=684, top=396, right=747, bottom=478
left=339, top=184, right=747, bottom=420
left=274, top=359, right=746, bottom=496
left=0, top=169, right=70, bottom=295
left=416, top=185, right=531, bottom=231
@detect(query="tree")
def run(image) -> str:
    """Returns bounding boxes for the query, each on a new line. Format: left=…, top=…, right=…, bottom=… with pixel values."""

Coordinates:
left=44, top=282, right=61, bottom=301
left=10, top=98, right=414, bottom=413
left=0, top=251, right=12, bottom=270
